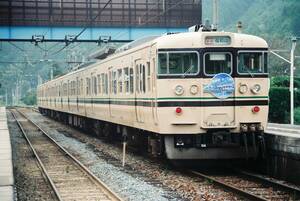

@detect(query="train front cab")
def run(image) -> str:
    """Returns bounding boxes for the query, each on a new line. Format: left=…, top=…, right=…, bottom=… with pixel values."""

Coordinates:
left=155, top=33, right=269, bottom=160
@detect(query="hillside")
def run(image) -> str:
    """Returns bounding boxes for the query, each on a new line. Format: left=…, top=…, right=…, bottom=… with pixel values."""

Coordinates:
left=202, top=0, right=300, bottom=37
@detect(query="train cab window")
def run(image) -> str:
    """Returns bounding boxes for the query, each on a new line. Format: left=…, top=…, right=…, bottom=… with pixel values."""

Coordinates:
left=158, top=53, right=167, bottom=74
left=238, top=52, right=268, bottom=74
left=158, top=52, right=199, bottom=75
left=129, top=68, right=134, bottom=93
left=204, top=52, right=232, bottom=75
left=124, top=68, right=129, bottom=93
left=118, top=69, right=123, bottom=93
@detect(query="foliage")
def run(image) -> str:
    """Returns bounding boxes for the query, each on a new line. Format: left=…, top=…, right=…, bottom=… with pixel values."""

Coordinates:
left=21, top=91, right=36, bottom=106
left=295, top=107, right=300, bottom=124
left=271, top=76, right=300, bottom=88
left=269, top=87, right=290, bottom=123
left=269, top=76, right=300, bottom=124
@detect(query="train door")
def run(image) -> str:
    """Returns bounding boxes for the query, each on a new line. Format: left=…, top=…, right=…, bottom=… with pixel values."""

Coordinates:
left=151, top=57, right=158, bottom=124
left=67, top=80, right=70, bottom=111
left=108, top=69, right=113, bottom=118
left=134, top=59, right=145, bottom=123
left=76, top=77, right=79, bottom=112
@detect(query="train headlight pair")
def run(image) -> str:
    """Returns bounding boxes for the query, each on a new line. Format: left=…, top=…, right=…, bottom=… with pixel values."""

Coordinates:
left=239, top=84, right=248, bottom=94
left=175, top=85, right=184, bottom=95
left=239, top=84, right=261, bottom=94
left=251, top=84, right=261, bottom=94
left=174, top=85, right=199, bottom=95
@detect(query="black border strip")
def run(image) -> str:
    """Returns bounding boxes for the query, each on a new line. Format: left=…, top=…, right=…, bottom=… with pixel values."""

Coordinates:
left=42, top=99, right=268, bottom=107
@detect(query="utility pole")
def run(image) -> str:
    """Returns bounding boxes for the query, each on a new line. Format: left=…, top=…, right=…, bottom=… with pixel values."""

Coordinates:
left=212, top=0, right=219, bottom=30
left=290, top=37, right=297, bottom=125
left=270, top=37, right=298, bottom=125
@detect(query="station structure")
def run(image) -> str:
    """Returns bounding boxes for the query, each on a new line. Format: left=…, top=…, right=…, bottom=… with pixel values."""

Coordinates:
left=0, top=0, right=202, bottom=40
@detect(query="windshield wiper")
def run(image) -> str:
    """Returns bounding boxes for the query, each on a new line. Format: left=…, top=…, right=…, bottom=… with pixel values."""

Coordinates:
left=182, top=65, right=194, bottom=78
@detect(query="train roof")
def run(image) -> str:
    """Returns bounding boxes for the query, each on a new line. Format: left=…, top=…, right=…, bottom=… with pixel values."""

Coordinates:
left=38, top=31, right=268, bottom=88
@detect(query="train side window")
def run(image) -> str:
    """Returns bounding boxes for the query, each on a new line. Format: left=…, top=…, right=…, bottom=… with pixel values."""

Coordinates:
left=94, top=76, right=97, bottom=95
left=129, top=68, right=134, bottom=94
left=142, top=64, right=146, bottom=93
left=136, top=65, right=140, bottom=93
left=118, top=69, right=123, bottom=93
left=101, top=74, right=105, bottom=95
left=68, top=81, right=71, bottom=96
left=124, top=67, right=129, bottom=93
left=147, top=62, right=151, bottom=92
left=113, top=71, right=117, bottom=94
left=139, top=64, right=143, bottom=93
left=105, top=74, right=108, bottom=94
left=97, top=74, right=101, bottom=94
left=80, top=79, right=83, bottom=96
left=109, top=71, right=112, bottom=94
left=86, top=78, right=91, bottom=95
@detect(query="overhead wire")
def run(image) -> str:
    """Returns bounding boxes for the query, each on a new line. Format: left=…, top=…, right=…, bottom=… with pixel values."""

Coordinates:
left=48, top=0, right=113, bottom=56
left=8, top=42, right=25, bottom=52
left=112, top=0, right=186, bottom=41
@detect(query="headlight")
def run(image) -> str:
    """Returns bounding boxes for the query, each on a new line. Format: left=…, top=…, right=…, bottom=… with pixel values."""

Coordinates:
left=190, top=85, right=198, bottom=95
left=239, top=84, right=248, bottom=94
left=251, top=84, right=261, bottom=94
left=175, top=85, right=184, bottom=95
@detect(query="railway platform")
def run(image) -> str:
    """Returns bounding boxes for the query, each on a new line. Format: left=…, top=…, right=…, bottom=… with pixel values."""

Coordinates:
left=265, top=123, right=300, bottom=184
left=0, top=107, right=14, bottom=201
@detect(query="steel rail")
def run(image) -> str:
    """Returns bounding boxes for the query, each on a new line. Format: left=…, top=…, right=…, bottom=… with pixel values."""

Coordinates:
left=12, top=108, right=123, bottom=201
left=189, top=170, right=269, bottom=201
left=234, top=169, right=300, bottom=199
left=10, top=110, right=63, bottom=201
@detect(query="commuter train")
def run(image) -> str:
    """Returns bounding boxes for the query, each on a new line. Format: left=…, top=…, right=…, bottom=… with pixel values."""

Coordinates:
left=37, top=26, right=269, bottom=160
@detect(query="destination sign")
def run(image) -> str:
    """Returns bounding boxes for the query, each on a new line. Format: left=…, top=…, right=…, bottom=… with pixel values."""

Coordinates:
left=205, top=36, right=231, bottom=46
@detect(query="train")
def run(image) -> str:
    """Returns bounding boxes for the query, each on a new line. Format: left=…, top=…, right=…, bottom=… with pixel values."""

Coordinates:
left=37, top=25, right=269, bottom=160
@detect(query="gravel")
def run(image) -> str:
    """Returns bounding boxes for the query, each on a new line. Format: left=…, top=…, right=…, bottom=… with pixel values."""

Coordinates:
left=25, top=109, right=180, bottom=201
left=23, top=108, right=243, bottom=201
left=7, top=110, right=57, bottom=201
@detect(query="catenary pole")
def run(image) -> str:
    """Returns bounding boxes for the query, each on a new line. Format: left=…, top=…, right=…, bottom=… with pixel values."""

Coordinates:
left=290, top=37, right=297, bottom=125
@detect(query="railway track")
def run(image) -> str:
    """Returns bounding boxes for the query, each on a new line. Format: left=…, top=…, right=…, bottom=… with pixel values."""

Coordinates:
left=189, top=169, right=300, bottom=201
left=10, top=108, right=122, bottom=201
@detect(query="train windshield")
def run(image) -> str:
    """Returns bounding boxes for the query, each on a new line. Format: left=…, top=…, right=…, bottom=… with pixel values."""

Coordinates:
left=238, top=52, right=268, bottom=74
left=158, top=52, right=199, bottom=75
left=204, top=52, right=232, bottom=75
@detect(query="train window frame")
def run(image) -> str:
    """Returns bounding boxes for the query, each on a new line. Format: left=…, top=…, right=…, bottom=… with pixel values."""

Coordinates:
left=147, top=62, right=151, bottom=92
left=157, top=51, right=200, bottom=76
left=237, top=51, right=268, bottom=75
left=129, top=68, right=134, bottom=94
left=203, top=52, right=233, bottom=76
left=97, top=74, right=101, bottom=94
left=118, top=69, right=123, bottom=93
left=124, top=67, right=129, bottom=94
